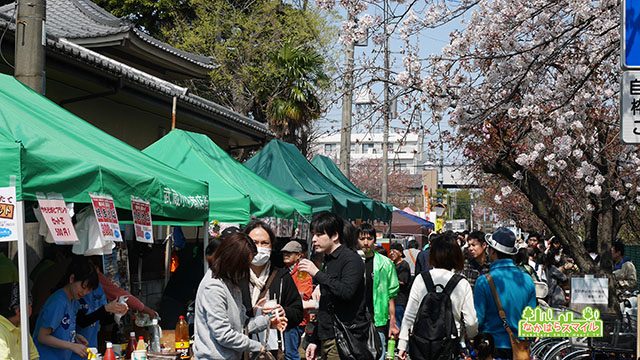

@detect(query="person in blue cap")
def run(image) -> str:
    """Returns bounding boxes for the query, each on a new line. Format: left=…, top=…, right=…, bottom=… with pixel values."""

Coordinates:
left=473, top=227, right=536, bottom=360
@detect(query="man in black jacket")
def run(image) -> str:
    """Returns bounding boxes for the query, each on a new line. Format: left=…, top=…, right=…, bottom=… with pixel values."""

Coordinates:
left=299, top=212, right=367, bottom=360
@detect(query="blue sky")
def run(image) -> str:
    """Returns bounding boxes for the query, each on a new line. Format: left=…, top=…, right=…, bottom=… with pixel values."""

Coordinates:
left=315, top=4, right=463, bottom=164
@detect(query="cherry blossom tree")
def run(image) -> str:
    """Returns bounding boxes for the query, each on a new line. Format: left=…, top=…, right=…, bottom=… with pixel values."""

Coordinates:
left=322, top=0, right=637, bottom=276
left=350, top=158, right=422, bottom=209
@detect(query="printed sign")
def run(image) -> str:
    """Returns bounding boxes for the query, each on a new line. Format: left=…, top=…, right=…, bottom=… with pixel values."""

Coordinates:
left=0, top=187, right=17, bottom=241
left=90, top=193, right=122, bottom=242
left=37, top=196, right=78, bottom=244
left=621, top=71, right=640, bottom=143
left=131, top=197, right=153, bottom=243
left=518, top=306, right=603, bottom=338
left=571, top=276, right=608, bottom=305
left=423, top=185, right=431, bottom=215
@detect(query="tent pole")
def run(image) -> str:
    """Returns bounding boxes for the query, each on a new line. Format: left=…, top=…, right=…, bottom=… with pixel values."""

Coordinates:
left=164, top=226, right=171, bottom=287
left=16, top=200, right=29, bottom=360
left=203, top=221, right=209, bottom=273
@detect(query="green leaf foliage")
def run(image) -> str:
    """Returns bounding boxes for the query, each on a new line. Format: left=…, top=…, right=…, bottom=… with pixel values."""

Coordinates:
left=94, top=0, right=194, bottom=37
left=94, top=0, right=336, bottom=152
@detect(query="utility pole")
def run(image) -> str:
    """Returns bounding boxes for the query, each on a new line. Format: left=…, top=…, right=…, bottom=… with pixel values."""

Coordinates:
left=381, top=0, right=390, bottom=203
left=339, top=13, right=355, bottom=178
left=14, top=2, right=46, bottom=359
left=15, top=0, right=46, bottom=94
left=469, top=191, right=474, bottom=230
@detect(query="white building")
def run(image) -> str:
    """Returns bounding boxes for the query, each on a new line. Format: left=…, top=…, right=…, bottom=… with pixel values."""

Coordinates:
left=311, top=132, right=425, bottom=174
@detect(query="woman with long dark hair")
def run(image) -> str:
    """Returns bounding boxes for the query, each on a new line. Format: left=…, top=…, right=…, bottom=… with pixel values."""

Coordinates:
left=243, top=220, right=302, bottom=357
left=193, top=232, right=286, bottom=359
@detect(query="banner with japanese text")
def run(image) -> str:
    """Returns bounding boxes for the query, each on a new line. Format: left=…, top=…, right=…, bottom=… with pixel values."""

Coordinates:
left=0, top=187, right=17, bottom=241
left=37, top=194, right=78, bottom=244
left=90, top=193, right=122, bottom=242
left=131, top=197, right=153, bottom=243
left=423, top=185, right=431, bottom=217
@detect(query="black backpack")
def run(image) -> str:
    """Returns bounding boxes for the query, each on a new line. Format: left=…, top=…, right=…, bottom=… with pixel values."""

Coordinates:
left=409, top=271, right=462, bottom=360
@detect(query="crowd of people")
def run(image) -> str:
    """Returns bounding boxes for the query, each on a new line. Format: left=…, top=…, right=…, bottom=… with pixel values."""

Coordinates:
left=192, top=214, right=639, bottom=360
left=1, top=214, right=638, bottom=360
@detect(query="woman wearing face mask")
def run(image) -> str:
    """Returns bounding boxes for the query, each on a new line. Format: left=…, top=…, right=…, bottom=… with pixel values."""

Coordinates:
left=194, top=231, right=286, bottom=360
left=244, top=220, right=303, bottom=356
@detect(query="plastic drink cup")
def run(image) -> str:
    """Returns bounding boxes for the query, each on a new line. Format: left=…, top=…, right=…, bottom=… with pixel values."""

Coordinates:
left=132, top=350, right=147, bottom=360
left=297, top=270, right=309, bottom=281
left=263, top=299, right=278, bottom=311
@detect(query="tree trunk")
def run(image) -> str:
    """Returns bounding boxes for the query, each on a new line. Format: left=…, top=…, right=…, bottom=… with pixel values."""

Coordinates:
left=484, top=158, right=624, bottom=311
left=484, top=160, right=598, bottom=273
left=597, top=207, right=614, bottom=272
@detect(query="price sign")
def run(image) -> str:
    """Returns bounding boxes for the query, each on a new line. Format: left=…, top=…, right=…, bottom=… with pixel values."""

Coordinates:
left=90, top=193, right=122, bottom=242
left=37, top=196, right=78, bottom=244
left=131, top=197, right=153, bottom=243
left=571, top=276, right=608, bottom=305
left=0, top=187, right=17, bottom=241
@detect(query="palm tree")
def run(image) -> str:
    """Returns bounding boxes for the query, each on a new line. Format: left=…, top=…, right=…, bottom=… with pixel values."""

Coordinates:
left=266, top=41, right=329, bottom=155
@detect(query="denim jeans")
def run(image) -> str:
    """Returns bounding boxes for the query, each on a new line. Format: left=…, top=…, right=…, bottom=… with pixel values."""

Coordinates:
left=377, top=330, right=387, bottom=360
left=284, top=326, right=305, bottom=360
left=395, top=304, right=405, bottom=329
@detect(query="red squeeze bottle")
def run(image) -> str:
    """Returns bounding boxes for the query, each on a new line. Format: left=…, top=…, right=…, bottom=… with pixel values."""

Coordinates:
left=103, top=342, right=116, bottom=360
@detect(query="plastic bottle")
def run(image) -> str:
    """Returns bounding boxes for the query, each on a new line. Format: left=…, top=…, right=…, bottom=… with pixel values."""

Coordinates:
left=136, top=336, right=146, bottom=351
left=126, top=332, right=136, bottom=359
left=149, top=318, right=162, bottom=352
left=386, top=338, right=396, bottom=359
left=175, top=315, right=190, bottom=359
left=103, top=342, right=116, bottom=360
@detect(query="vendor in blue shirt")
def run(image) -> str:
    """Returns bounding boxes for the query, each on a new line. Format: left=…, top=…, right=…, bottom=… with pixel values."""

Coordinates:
left=33, top=257, right=99, bottom=360
left=70, top=283, right=128, bottom=360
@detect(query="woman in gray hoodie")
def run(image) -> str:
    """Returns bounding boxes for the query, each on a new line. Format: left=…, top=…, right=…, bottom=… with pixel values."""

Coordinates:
left=194, top=232, right=284, bottom=359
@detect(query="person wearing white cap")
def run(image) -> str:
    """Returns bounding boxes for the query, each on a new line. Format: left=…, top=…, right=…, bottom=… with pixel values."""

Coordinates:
left=473, top=227, right=536, bottom=360
left=281, top=241, right=313, bottom=360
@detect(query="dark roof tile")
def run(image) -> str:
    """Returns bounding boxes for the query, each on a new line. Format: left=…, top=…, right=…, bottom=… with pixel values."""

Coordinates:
left=0, top=13, right=271, bottom=137
left=0, top=0, right=215, bottom=69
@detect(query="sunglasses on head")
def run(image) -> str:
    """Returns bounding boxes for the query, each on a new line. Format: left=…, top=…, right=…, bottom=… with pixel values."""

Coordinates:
left=221, top=226, right=241, bottom=237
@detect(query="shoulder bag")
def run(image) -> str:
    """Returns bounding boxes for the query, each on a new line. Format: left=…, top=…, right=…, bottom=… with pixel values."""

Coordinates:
left=332, top=309, right=381, bottom=360
left=485, top=274, right=530, bottom=360
left=245, top=270, right=285, bottom=360
left=330, top=263, right=382, bottom=360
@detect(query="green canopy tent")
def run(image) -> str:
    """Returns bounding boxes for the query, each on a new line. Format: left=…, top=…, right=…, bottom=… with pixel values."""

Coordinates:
left=0, top=75, right=209, bottom=223
left=0, top=74, right=209, bottom=359
left=143, top=129, right=312, bottom=224
left=311, top=155, right=392, bottom=222
left=245, top=139, right=383, bottom=220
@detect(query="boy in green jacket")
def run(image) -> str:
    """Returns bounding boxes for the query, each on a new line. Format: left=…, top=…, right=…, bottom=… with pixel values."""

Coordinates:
left=358, top=223, right=399, bottom=360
